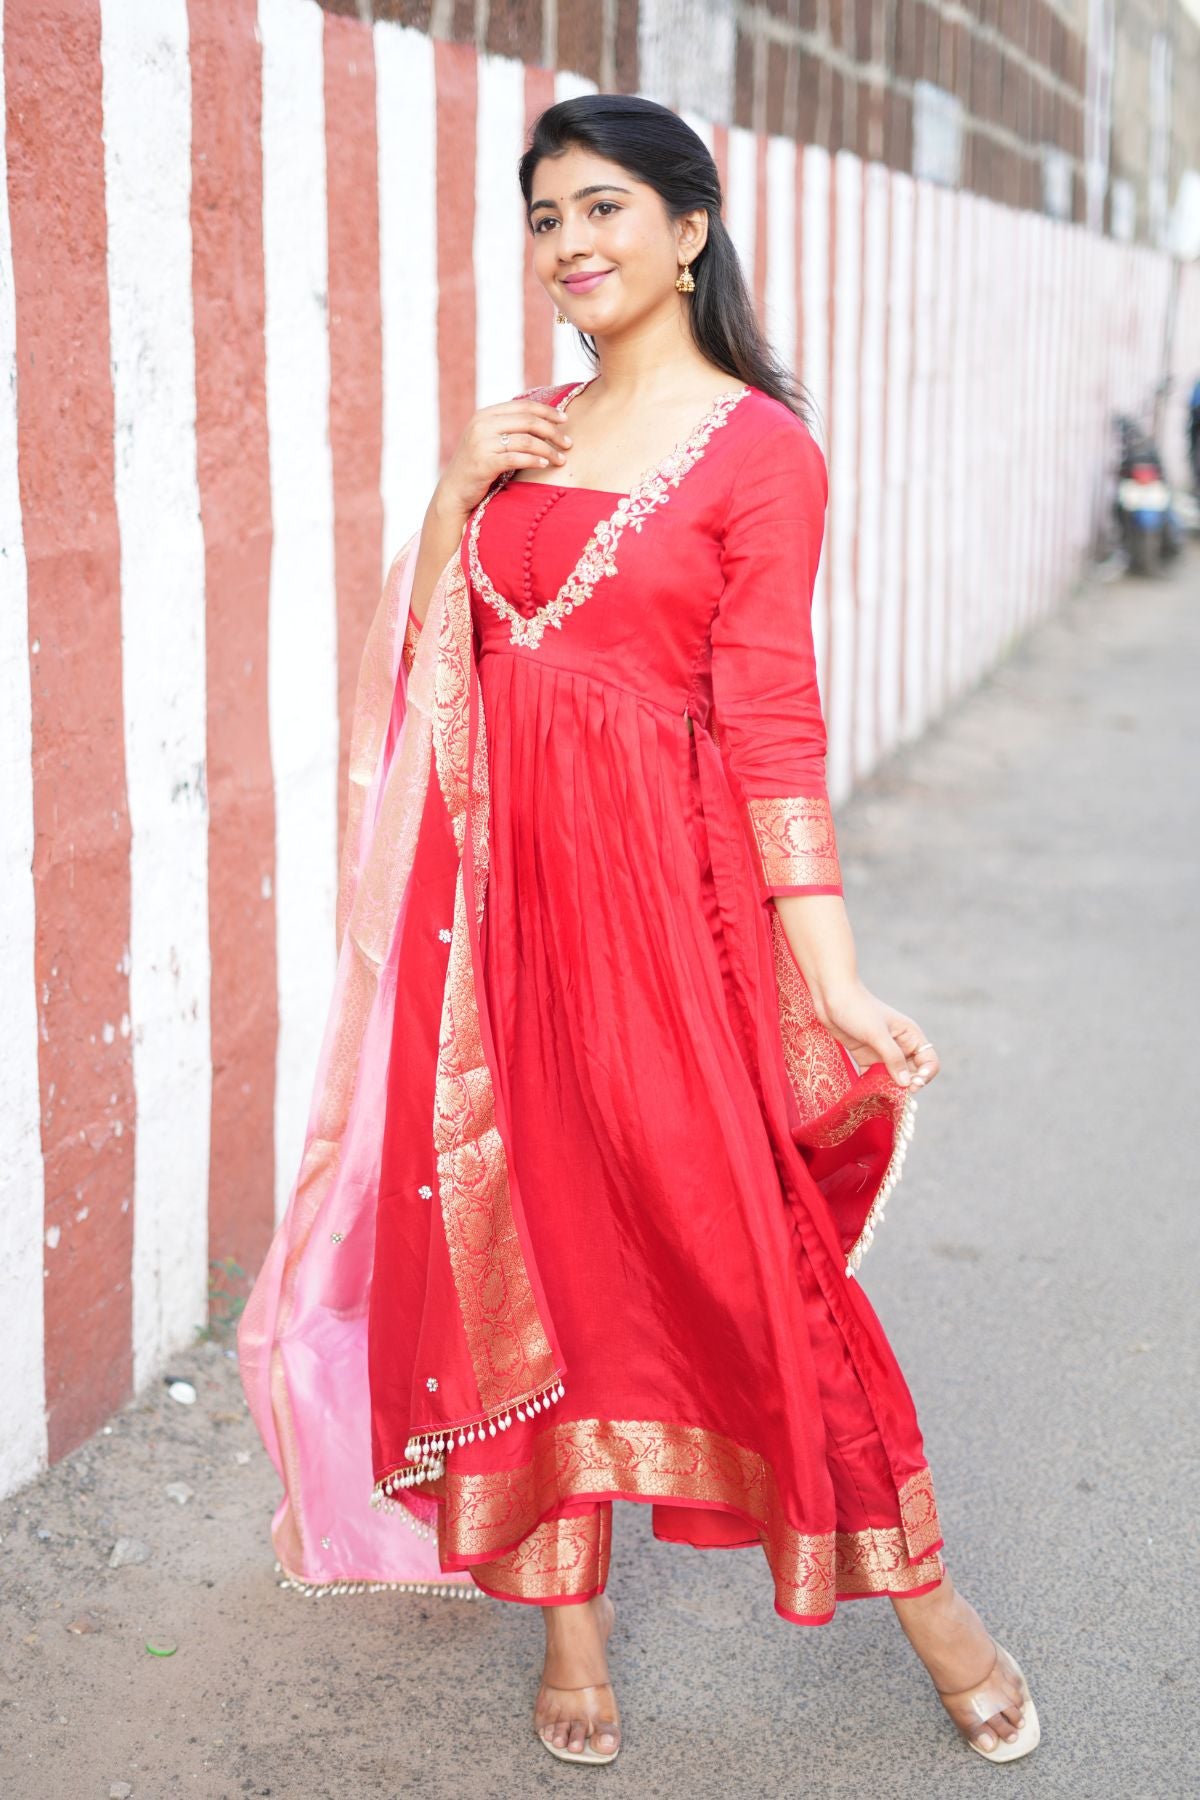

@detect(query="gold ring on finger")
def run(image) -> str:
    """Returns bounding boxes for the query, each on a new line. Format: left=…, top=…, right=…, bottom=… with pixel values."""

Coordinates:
left=499, top=432, right=510, bottom=451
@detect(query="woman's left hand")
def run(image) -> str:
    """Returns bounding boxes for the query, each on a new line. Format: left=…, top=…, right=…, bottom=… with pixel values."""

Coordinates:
left=814, top=979, right=940, bottom=1090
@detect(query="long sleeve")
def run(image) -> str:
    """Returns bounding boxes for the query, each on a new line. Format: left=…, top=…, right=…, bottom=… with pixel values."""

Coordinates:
left=710, top=417, right=841, bottom=899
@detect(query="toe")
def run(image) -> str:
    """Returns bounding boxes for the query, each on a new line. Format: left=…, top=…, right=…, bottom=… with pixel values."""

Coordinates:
left=987, top=1706, right=1019, bottom=1744
left=593, top=1720, right=620, bottom=1756
left=566, top=1716, right=588, bottom=1755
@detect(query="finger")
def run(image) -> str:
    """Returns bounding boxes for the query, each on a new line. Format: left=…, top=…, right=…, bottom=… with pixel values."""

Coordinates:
left=889, top=1016, right=940, bottom=1085
left=492, top=431, right=568, bottom=468
left=866, top=1034, right=912, bottom=1085
left=488, top=406, right=574, bottom=449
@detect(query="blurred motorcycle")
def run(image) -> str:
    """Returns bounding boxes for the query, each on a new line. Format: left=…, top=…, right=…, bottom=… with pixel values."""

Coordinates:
left=1111, top=403, right=1184, bottom=574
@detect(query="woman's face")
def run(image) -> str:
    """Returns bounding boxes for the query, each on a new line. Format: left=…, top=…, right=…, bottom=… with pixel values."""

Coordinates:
left=527, top=146, right=706, bottom=335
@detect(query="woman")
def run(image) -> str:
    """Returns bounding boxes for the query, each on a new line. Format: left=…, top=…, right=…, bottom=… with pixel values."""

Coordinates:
left=238, top=94, right=1039, bottom=1771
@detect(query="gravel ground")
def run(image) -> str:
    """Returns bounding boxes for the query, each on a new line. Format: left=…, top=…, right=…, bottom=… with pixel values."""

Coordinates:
left=2, top=545, right=1197, bottom=1800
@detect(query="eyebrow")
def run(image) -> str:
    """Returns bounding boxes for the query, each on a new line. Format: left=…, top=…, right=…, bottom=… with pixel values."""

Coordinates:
left=528, top=184, right=633, bottom=217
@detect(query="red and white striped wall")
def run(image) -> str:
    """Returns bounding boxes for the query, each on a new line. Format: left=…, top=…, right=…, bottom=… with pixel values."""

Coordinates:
left=2, top=0, right=1194, bottom=1502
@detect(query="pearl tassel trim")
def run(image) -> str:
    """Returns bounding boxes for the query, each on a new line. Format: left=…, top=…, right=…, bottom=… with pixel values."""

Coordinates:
left=369, top=1373, right=568, bottom=1502
left=845, top=1089, right=918, bottom=1277
left=274, top=1559, right=484, bottom=1600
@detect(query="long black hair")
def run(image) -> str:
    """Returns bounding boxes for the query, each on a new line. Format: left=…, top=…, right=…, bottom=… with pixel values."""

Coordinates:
left=518, top=93, right=818, bottom=432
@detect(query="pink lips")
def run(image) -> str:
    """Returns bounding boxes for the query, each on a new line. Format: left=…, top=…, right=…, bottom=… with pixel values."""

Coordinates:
left=561, top=270, right=612, bottom=294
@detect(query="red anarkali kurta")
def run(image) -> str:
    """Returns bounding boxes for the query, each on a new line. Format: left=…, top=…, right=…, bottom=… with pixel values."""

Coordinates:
left=366, top=377, right=944, bottom=1624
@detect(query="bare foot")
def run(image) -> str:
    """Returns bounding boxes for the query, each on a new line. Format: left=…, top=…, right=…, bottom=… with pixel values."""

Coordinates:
left=534, top=1593, right=620, bottom=1760
left=892, top=1569, right=1028, bottom=1753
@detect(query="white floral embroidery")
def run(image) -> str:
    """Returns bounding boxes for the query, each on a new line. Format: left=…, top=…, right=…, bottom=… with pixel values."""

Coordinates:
left=437, top=927, right=452, bottom=942
left=417, top=1183, right=433, bottom=1198
left=468, top=382, right=751, bottom=651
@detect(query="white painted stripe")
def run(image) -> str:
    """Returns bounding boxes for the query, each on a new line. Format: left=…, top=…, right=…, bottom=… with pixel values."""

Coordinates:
left=0, top=3, right=48, bottom=1501
left=903, top=177, right=934, bottom=742
left=552, top=71, right=599, bottom=387
left=877, top=170, right=913, bottom=752
left=826, top=149, right=861, bottom=805
left=260, top=0, right=339, bottom=1225
left=927, top=183, right=953, bottom=715
left=800, top=144, right=830, bottom=723
left=963, top=192, right=985, bottom=688
left=376, top=22, right=439, bottom=574
left=475, top=52, right=526, bottom=410
left=100, top=0, right=211, bottom=1385
left=853, top=160, right=888, bottom=780
left=724, top=124, right=758, bottom=303
left=877, top=170, right=912, bottom=759
left=763, top=134, right=796, bottom=373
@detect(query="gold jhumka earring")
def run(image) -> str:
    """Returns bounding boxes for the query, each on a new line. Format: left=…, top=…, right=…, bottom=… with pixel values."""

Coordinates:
left=675, top=259, right=695, bottom=292
left=554, top=309, right=569, bottom=323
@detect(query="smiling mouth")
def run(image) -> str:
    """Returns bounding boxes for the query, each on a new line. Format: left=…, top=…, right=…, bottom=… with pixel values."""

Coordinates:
left=561, top=270, right=613, bottom=289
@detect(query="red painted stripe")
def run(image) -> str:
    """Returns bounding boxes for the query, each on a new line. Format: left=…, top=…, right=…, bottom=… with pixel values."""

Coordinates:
left=753, top=131, right=767, bottom=326
left=712, top=124, right=728, bottom=222
left=324, top=11, right=383, bottom=858
left=6, top=0, right=134, bottom=1455
left=435, top=40, right=477, bottom=466
left=524, top=66, right=556, bottom=386
left=187, top=0, right=278, bottom=1282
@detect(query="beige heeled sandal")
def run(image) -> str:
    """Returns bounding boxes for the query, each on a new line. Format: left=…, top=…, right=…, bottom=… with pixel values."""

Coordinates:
left=935, top=1638, right=1041, bottom=1763
left=536, top=1680, right=621, bottom=1765
left=535, top=1595, right=621, bottom=1765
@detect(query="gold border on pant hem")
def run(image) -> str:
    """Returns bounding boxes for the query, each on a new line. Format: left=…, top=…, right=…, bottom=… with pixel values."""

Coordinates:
left=424, top=1417, right=942, bottom=1620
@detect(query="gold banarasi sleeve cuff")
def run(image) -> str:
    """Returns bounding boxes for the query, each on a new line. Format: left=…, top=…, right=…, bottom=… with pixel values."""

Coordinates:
left=747, top=795, right=842, bottom=892
left=401, top=609, right=422, bottom=674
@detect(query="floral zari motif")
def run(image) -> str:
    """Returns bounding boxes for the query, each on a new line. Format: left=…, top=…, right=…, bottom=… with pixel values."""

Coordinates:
left=433, top=1419, right=943, bottom=1621
left=748, top=794, right=842, bottom=891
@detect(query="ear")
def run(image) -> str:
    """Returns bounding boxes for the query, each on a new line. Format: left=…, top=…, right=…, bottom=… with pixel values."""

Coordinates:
left=675, top=207, right=708, bottom=260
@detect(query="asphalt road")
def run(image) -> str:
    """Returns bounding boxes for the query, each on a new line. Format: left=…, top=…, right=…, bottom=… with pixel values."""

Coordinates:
left=2, top=546, right=1197, bottom=1799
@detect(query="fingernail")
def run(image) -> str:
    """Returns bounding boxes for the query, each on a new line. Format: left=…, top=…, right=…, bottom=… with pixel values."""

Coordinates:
left=562, top=434, right=572, bottom=445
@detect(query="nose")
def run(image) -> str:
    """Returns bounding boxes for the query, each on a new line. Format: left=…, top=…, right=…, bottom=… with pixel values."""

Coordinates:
left=555, top=211, right=594, bottom=264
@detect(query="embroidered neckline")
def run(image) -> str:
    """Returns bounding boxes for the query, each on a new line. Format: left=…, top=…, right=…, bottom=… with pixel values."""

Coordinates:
left=467, top=379, right=751, bottom=651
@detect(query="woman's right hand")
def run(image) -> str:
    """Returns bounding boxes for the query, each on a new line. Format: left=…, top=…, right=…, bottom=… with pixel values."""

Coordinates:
left=435, top=399, right=575, bottom=517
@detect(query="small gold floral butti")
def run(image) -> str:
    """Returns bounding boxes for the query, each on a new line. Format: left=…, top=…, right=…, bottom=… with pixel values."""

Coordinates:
left=747, top=795, right=841, bottom=889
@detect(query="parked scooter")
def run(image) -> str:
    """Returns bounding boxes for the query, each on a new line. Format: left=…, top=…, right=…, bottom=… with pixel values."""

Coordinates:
left=1110, top=402, right=1184, bottom=574
left=1188, top=376, right=1200, bottom=495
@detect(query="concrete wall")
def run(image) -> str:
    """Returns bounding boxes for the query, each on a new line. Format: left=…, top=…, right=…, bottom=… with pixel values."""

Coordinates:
left=3, top=0, right=1198, bottom=1502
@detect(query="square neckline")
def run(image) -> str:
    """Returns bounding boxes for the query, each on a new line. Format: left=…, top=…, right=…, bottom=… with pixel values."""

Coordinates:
left=506, top=375, right=752, bottom=501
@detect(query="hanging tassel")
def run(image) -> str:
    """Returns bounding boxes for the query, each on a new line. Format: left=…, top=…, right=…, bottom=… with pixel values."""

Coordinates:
left=845, top=1090, right=918, bottom=1276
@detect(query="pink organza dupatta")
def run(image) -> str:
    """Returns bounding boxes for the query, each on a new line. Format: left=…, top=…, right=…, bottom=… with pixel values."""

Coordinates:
left=236, top=524, right=473, bottom=1596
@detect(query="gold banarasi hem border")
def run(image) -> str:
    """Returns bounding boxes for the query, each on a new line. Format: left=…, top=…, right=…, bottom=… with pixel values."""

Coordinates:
left=748, top=794, right=842, bottom=890
left=421, top=1418, right=943, bottom=1623
left=470, top=1505, right=613, bottom=1601
left=272, top=1558, right=483, bottom=1601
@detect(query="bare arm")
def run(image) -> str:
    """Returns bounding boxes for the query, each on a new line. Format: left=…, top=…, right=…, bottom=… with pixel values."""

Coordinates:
left=408, top=490, right=470, bottom=631
left=773, top=891, right=939, bottom=1091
